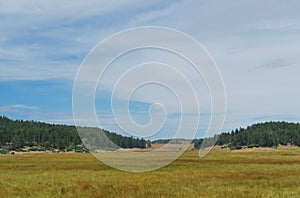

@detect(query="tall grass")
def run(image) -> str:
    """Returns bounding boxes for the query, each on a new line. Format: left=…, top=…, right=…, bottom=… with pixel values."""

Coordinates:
left=0, top=146, right=299, bottom=197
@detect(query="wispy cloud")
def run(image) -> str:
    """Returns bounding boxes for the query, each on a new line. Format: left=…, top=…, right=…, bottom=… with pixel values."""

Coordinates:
left=249, top=20, right=300, bottom=31
left=0, top=104, right=40, bottom=113
left=0, top=0, right=174, bottom=81
left=257, top=58, right=296, bottom=70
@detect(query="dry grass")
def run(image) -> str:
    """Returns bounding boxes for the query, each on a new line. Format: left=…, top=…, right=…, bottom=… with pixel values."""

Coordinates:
left=150, top=143, right=195, bottom=150
left=0, top=146, right=300, bottom=197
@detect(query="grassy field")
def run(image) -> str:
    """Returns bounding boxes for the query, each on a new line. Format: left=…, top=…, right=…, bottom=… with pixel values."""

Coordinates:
left=0, top=146, right=300, bottom=198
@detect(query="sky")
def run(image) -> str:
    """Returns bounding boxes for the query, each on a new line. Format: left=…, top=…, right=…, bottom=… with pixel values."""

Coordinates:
left=1, top=0, right=300, bottom=140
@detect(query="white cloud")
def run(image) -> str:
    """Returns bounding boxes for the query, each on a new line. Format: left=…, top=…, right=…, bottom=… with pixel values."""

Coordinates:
left=0, top=0, right=171, bottom=81
left=1, top=0, right=300, bottom=135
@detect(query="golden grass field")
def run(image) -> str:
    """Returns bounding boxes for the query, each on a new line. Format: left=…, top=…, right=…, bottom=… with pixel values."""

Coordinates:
left=0, top=146, right=300, bottom=198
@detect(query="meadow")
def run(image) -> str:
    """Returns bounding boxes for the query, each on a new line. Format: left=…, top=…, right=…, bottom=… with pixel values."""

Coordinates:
left=0, top=146, right=299, bottom=198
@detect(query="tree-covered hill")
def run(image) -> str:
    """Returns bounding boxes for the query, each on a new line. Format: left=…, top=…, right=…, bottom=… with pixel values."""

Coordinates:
left=0, top=116, right=147, bottom=153
left=194, top=121, right=300, bottom=149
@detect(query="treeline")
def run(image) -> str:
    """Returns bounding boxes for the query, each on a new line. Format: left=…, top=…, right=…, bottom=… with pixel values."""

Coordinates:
left=152, top=139, right=192, bottom=144
left=0, top=116, right=148, bottom=152
left=152, top=139, right=171, bottom=144
left=194, top=121, right=300, bottom=149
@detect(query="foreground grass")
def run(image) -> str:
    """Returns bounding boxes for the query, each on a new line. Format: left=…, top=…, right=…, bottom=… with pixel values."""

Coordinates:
left=0, top=147, right=300, bottom=198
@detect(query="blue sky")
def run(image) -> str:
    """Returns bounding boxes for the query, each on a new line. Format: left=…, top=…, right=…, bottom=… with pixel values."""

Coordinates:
left=1, top=1, right=300, bottom=139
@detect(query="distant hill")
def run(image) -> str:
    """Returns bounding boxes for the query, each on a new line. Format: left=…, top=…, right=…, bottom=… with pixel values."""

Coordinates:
left=0, top=116, right=148, bottom=153
left=194, top=121, right=300, bottom=149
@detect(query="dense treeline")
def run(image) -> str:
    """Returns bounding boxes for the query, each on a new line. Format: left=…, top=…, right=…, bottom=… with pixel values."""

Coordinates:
left=0, top=116, right=147, bottom=152
left=194, top=121, right=300, bottom=149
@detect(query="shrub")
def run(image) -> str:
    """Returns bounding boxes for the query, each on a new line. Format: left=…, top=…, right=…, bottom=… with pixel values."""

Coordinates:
left=235, top=146, right=243, bottom=150
left=0, top=149, right=8, bottom=154
left=230, top=145, right=243, bottom=150
left=66, top=146, right=74, bottom=152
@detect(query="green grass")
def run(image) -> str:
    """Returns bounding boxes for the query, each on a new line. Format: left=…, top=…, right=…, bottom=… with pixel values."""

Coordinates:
left=0, top=147, right=300, bottom=197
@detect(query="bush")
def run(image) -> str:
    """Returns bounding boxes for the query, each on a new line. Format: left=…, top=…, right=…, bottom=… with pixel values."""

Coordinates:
left=247, top=144, right=260, bottom=148
left=0, top=149, right=8, bottom=154
left=75, top=145, right=89, bottom=153
left=236, top=146, right=243, bottom=150
left=229, top=146, right=235, bottom=150
left=66, top=146, right=74, bottom=152
left=29, top=147, right=46, bottom=152
left=229, top=145, right=243, bottom=150
left=3, top=145, right=13, bottom=150
left=39, top=147, right=46, bottom=151
left=15, top=148, right=27, bottom=152
left=29, top=147, right=39, bottom=151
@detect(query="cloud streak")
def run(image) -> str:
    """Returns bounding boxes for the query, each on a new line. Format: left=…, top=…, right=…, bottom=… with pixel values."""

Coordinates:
left=0, top=104, right=40, bottom=113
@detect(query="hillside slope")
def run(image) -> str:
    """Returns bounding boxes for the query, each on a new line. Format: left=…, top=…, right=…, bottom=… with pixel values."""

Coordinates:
left=194, top=121, right=300, bottom=149
left=0, top=116, right=147, bottom=152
